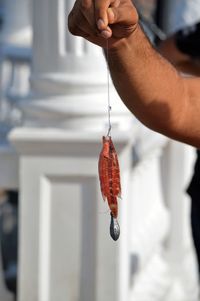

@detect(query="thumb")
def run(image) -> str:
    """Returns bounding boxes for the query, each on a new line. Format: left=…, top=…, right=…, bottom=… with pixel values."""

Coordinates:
left=95, top=0, right=117, bottom=30
left=107, top=5, right=138, bottom=27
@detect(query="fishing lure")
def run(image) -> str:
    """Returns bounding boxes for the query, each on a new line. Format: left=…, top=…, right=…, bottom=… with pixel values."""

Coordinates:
left=98, top=136, right=121, bottom=240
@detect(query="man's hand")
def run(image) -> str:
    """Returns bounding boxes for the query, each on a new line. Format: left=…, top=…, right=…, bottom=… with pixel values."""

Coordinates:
left=68, top=0, right=139, bottom=49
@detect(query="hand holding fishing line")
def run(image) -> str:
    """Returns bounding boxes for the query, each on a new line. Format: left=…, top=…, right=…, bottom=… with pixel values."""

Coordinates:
left=68, top=0, right=139, bottom=49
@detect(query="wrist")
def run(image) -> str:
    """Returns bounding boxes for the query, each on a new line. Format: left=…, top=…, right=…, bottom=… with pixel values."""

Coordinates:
left=106, top=23, right=140, bottom=54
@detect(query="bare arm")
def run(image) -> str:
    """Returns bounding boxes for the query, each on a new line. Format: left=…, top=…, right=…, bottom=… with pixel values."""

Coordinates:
left=107, top=26, right=200, bottom=146
left=68, top=0, right=200, bottom=147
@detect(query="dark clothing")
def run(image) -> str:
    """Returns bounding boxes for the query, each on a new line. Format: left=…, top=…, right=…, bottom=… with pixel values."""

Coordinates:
left=175, top=22, right=200, bottom=59
left=187, top=150, right=200, bottom=205
left=0, top=191, right=18, bottom=296
left=175, top=22, right=200, bottom=276
left=187, top=151, right=200, bottom=274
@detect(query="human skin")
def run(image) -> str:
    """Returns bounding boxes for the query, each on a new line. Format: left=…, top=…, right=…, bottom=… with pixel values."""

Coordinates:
left=68, top=0, right=200, bottom=148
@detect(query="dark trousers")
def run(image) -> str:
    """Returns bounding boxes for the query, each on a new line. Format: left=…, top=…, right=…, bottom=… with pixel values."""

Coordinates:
left=191, top=200, right=200, bottom=276
left=187, top=150, right=200, bottom=278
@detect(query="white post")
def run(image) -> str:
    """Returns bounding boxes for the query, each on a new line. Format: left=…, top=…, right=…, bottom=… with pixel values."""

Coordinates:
left=161, top=141, right=199, bottom=300
left=10, top=129, right=136, bottom=301
left=0, top=0, right=32, bottom=190
left=31, top=0, right=106, bottom=96
left=1, top=0, right=32, bottom=45
left=20, top=0, right=133, bottom=132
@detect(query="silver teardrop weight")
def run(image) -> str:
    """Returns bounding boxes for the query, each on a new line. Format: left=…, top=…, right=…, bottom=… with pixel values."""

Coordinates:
left=110, top=213, right=120, bottom=241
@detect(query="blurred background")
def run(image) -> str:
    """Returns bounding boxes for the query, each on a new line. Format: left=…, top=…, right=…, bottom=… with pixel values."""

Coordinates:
left=0, top=0, right=199, bottom=301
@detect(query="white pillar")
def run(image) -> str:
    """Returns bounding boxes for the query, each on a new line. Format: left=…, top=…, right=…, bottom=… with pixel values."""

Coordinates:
left=31, top=0, right=106, bottom=96
left=19, top=0, right=133, bottom=132
left=10, top=128, right=135, bottom=301
left=0, top=0, right=32, bottom=104
left=0, top=0, right=32, bottom=190
left=161, top=141, right=199, bottom=301
left=0, top=1, right=32, bottom=298
left=128, top=129, right=172, bottom=300
left=1, top=0, right=32, bottom=45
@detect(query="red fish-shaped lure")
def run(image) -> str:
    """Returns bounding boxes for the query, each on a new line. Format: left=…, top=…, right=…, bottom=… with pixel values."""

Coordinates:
left=98, top=136, right=121, bottom=240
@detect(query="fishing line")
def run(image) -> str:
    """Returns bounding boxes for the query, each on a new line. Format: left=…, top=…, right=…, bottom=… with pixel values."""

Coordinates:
left=106, top=39, right=112, bottom=137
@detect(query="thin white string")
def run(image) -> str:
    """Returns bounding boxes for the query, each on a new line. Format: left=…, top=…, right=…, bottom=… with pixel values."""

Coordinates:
left=106, top=39, right=112, bottom=137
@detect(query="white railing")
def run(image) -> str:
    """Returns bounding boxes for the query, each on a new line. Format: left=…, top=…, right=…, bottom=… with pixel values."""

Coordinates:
left=0, top=0, right=199, bottom=301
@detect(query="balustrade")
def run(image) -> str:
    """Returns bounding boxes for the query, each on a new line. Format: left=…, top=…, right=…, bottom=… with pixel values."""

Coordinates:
left=6, top=0, right=199, bottom=300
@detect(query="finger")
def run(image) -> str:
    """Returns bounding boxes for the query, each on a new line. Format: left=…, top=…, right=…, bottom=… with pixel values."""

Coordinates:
left=80, top=0, right=96, bottom=28
left=107, top=7, right=115, bottom=24
left=68, top=7, right=95, bottom=38
left=107, top=6, right=137, bottom=25
left=95, top=0, right=116, bottom=29
left=80, top=0, right=112, bottom=39
left=68, top=5, right=111, bottom=39
left=99, top=27, right=112, bottom=39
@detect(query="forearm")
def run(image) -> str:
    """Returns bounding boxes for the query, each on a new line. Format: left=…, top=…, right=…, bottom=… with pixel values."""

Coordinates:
left=107, top=25, right=189, bottom=141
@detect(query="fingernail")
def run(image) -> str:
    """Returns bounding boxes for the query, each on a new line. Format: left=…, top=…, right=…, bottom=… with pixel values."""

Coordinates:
left=97, top=19, right=105, bottom=30
left=101, top=30, right=111, bottom=39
